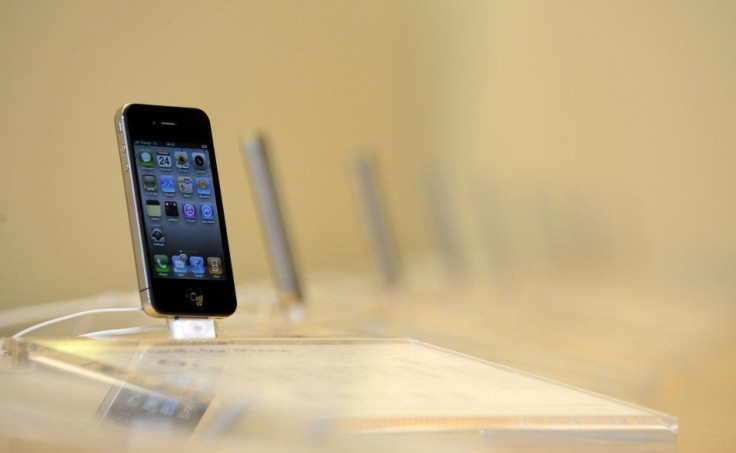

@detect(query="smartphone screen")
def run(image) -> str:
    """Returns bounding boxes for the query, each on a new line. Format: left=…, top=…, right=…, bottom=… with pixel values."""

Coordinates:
left=117, top=104, right=236, bottom=317
left=134, top=141, right=227, bottom=280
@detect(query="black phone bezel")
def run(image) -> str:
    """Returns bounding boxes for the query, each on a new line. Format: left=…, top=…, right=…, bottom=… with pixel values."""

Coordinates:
left=123, top=104, right=237, bottom=317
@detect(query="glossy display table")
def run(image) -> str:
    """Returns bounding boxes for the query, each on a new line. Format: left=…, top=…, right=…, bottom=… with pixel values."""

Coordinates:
left=3, top=265, right=734, bottom=451
left=1, top=334, right=675, bottom=452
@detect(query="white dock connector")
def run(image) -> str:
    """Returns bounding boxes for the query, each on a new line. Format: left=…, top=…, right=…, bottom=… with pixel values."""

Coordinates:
left=167, top=318, right=217, bottom=340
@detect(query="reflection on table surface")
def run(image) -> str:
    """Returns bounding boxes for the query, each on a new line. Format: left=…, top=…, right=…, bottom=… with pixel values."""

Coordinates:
left=0, top=337, right=675, bottom=452
left=1, top=260, right=734, bottom=451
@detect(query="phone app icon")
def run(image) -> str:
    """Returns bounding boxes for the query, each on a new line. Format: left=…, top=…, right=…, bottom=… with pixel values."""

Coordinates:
left=178, top=176, right=194, bottom=194
left=138, top=150, right=154, bottom=167
left=200, top=203, right=215, bottom=220
left=164, top=201, right=179, bottom=217
left=146, top=200, right=162, bottom=217
left=174, top=151, right=189, bottom=169
left=160, top=175, right=176, bottom=193
left=143, top=175, right=157, bottom=192
left=183, top=203, right=197, bottom=220
left=150, top=228, right=166, bottom=244
left=154, top=255, right=170, bottom=273
left=192, top=152, right=207, bottom=171
left=190, top=256, right=205, bottom=274
left=207, top=257, right=223, bottom=275
left=156, top=151, right=172, bottom=168
left=196, top=177, right=211, bottom=195
left=172, top=254, right=188, bottom=273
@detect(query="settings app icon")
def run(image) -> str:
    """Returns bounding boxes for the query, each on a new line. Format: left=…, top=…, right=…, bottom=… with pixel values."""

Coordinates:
left=150, top=227, right=166, bottom=244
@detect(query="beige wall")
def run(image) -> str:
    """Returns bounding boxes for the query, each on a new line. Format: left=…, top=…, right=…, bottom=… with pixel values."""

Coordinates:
left=399, top=0, right=736, bottom=294
left=2, top=1, right=735, bottom=309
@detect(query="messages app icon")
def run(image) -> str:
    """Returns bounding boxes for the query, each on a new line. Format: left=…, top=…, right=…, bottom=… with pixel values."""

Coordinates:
left=138, top=150, right=154, bottom=168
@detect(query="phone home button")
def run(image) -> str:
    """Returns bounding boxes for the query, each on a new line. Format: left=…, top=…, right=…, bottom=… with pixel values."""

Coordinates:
left=185, top=287, right=204, bottom=308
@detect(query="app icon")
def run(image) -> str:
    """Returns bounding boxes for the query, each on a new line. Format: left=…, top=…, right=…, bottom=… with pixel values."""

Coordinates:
left=178, top=402, right=196, bottom=421
left=164, top=201, right=179, bottom=217
left=125, top=394, right=144, bottom=407
left=146, top=200, right=162, bottom=217
left=192, top=152, right=207, bottom=170
left=143, top=175, right=157, bottom=191
left=150, top=228, right=166, bottom=244
left=183, top=203, right=197, bottom=220
left=156, top=151, right=172, bottom=167
left=178, top=176, right=194, bottom=194
left=154, top=255, right=170, bottom=273
left=200, top=203, right=215, bottom=220
left=172, top=254, right=188, bottom=273
left=190, top=256, right=205, bottom=274
left=196, top=177, right=211, bottom=195
left=160, top=175, right=176, bottom=193
left=138, top=149, right=154, bottom=167
left=160, top=400, right=180, bottom=417
left=142, top=396, right=160, bottom=414
left=174, top=151, right=189, bottom=169
left=207, top=257, right=223, bottom=275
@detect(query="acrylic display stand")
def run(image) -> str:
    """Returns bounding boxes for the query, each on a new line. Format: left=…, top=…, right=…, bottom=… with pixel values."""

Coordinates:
left=0, top=336, right=676, bottom=451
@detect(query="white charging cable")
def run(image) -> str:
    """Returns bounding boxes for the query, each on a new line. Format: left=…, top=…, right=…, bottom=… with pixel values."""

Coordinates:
left=79, top=324, right=168, bottom=339
left=12, top=307, right=144, bottom=340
